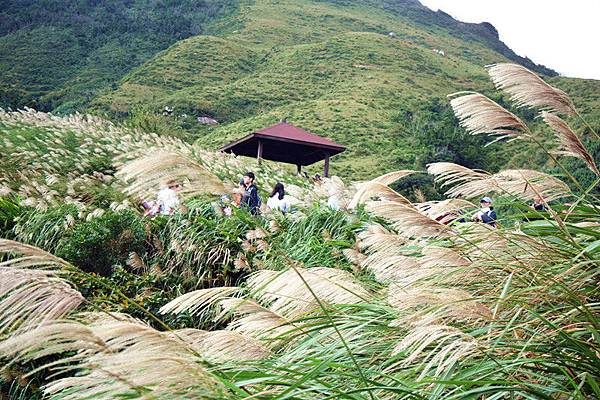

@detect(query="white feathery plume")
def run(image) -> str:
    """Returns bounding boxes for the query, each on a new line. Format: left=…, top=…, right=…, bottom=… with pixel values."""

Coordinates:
left=51, top=318, right=223, bottom=399
left=487, top=63, right=576, bottom=115
left=0, top=316, right=225, bottom=399
left=360, top=252, right=419, bottom=283
left=370, top=169, right=415, bottom=185
left=387, top=286, right=492, bottom=321
left=493, top=169, right=572, bottom=201
left=348, top=181, right=412, bottom=209
left=159, top=286, right=240, bottom=317
left=246, top=268, right=370, bottom=319
left=417, top=199, right=475, bottom=223
left=366, top=201, right=451, bottom=239
left=0, top=239, right=82, bottom=332
left=449, top=92, right=529, bottom=141
left=116, top=151, right=227, bottom=200
left=169, top=329, right=270, bottom=362
left=357, top=224, right=406, bottom=254
left=0, top=268, right=84, bottom=333
left=427, top=162, right=491, bottom=188
left=428, top=163, right=571, bottom=201
left=542, top=111, right=599, bottom=175
left=217, top=298, right=291, bottom=341
left=391, top=323, right=479, bottom=379
left=0, top=239, right=70, bottom=269
left=342, top=248, right=367, bottom=267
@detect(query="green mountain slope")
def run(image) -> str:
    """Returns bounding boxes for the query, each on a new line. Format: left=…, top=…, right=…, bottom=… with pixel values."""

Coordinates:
left=0, top=0, right=239, bottom=112
left=3, top=0, right=599, bottom=178
left=91, top=0, right=600, bottom=178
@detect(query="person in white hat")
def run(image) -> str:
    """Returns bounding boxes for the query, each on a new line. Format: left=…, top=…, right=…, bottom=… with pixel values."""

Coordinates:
left=473, top=196, right=497, bottom=227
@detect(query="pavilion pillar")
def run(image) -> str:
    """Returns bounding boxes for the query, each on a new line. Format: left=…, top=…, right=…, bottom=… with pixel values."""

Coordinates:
left=296, top=164, right=302, bottom=175
left=257, top=140, right=263, bottom=165
left=323, top=153, right=330, bottom=177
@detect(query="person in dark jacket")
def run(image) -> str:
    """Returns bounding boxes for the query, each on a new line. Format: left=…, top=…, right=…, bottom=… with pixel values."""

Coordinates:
left=531, top=195, right=546, bottom=212
left=473, top=196, right=497, bottom=227
left=241, top=172, right=261, bottom=215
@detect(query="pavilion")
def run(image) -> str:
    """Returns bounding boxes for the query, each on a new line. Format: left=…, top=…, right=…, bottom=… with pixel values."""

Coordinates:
left=219, top=121, right=346, bottom=177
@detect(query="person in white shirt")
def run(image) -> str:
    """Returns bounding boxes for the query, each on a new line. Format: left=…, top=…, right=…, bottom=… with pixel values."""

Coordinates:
left=327, top=195, right=340, bottom=210
left=156, top=179, right=181, bottom=215
left=266, top=182, right=290, bottom=214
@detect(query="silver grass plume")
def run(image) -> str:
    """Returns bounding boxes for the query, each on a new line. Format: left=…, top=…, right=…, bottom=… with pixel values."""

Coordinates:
left=360, top=252, right=419, bottom=283
left=494, top=169, right=572, bottom=201
left=342, top=248, right=367, bottom=267
left=387, top=286, right=492, bottom=322
left=169, top=329, right=270, bottom=362
left=159, top=286, right=240, bottom=317
left=390, top=323, right=479, bottom=379
left=218, top=298, right=291, bottom=341
left=542, top=111, right=599, bottom=175
left=366, top=201, right=451, bottom=239
left=417, top=199, right=476, bottom=223
left=428, top=162, right=571, bottom=201
left=449, top=92, right=529, bottom=141
left=357, top=224, right=406, bottom=254
left=370, top=169, right=415, bottom=185
left=348, top=181, right=413, bottom=209
left=116, top=151, right=227, bottom=200
left=487, top=63, right=576, bottom=115
left=0, top=239, right=83, bottom=333
left=247, top=268, right=370, bottom=319
left=1, top=317, right=225, bottom=399
left=427, top=162, right=490, bottom=188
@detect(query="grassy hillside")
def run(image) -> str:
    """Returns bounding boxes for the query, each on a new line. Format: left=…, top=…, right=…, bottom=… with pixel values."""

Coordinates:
left=89, top=0, right=600, bottom=178
left=0, top=0, right=240, bottom=112
left=3, top=0, right=599, bottom=179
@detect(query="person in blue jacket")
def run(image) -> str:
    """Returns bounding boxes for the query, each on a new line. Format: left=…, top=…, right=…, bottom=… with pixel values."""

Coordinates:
left=241, top=171, right=261, bottom=215
left=473, top=196, right=497, bottom=227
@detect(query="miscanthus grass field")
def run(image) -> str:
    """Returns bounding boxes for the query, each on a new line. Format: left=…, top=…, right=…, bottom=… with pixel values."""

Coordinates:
left=0, top=64, right=598, bottom=399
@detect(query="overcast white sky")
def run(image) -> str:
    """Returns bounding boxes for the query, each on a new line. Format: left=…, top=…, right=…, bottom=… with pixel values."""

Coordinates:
left=419, top=0, right=600, bottom=80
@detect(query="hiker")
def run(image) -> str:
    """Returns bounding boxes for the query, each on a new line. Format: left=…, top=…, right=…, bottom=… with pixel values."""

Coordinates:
left=473, top=196, right=497, bottom=227
left=531, top=195, right=546, bottom=212
left=156, top=179, right=182, bottom=216
left=220, top=194, right=234, bottom=216
left=232, top=188, right=243, bottom=207
left=241, top=172, right=261, bottom=215
left=266, top=182, right=290, bottom=214
left=327, top=195, right=340, bottom=210
left=142, top=199, right=159, bottom=217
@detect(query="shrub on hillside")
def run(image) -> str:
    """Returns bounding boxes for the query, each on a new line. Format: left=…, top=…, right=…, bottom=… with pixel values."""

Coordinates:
left=57, top=210, right=146, bottom=276
left=0, top=195, right=22, bottom=239
left=14, top=204, right=79, bottom=251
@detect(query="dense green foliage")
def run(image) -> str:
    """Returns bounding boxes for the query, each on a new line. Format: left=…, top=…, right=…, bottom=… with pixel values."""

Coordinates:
left=57, top=210, right=146, bottom=276
left=0, top=0, right=239, bottom=112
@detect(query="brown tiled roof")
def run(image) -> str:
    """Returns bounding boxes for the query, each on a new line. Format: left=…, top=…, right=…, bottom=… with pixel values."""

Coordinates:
left=220, top=122, right=345, bottom=166
left=254, top=122, right=345, bottom=150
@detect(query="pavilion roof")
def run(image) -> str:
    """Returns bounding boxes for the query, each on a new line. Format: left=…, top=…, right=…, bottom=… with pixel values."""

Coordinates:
left=220, top=122, right=345, bottom=166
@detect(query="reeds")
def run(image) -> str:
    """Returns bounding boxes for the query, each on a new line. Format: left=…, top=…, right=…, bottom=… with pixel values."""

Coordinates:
left=0, top=64, right=599, bottom=399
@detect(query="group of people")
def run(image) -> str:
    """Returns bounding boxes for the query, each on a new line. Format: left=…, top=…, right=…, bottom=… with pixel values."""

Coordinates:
left=143, top=179, right=182, bottom=217
left=143, top=172, right=291, bottom=217
left=142, top=174, right=552, bottom=229
left=228, top=171, right=291, bottom=216
left=468, top=195, right=548, bottom=228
